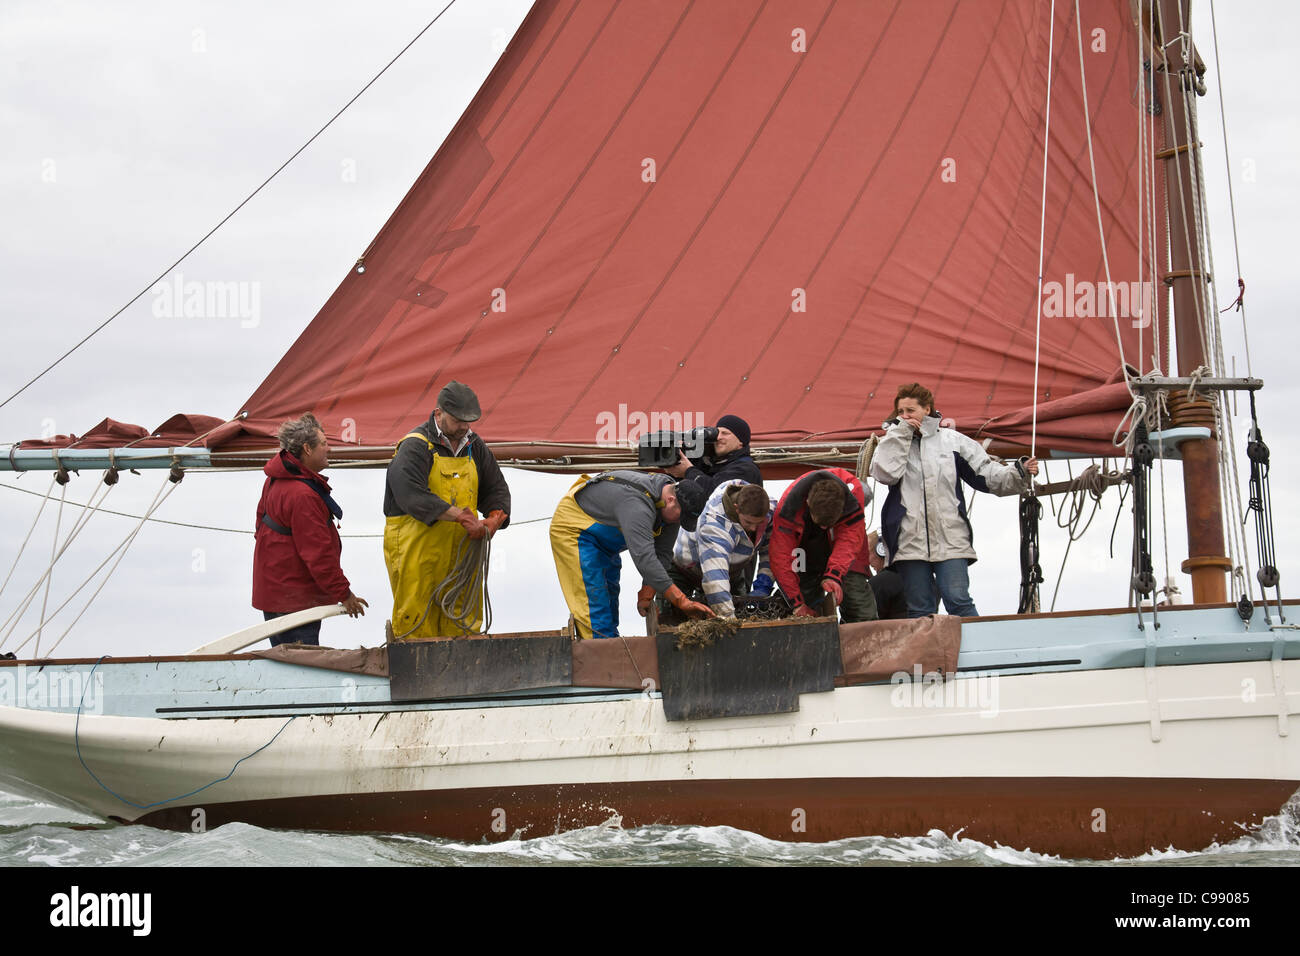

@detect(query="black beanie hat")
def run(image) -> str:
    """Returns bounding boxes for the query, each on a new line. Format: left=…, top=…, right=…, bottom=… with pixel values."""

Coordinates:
left=715, top=414, right=751, bottom=446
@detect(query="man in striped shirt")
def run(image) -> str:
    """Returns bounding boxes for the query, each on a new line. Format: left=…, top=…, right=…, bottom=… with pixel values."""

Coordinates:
left=671, top=480, right=774, bottom=619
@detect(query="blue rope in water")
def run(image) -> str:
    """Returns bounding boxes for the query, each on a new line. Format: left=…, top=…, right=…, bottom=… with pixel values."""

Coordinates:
left=74, top=656, right=296, bottom=810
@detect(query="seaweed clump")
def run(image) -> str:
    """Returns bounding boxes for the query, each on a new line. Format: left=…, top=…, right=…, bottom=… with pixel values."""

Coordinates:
left=674, top=616, right=742, bottom=650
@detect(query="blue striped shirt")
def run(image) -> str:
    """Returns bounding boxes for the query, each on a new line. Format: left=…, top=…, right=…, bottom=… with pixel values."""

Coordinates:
left=672, top=480, right=774, bottom=618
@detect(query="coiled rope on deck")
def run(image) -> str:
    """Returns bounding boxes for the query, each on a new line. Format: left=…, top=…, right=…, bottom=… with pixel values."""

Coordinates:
left=389, top=532, right=492, bottom=640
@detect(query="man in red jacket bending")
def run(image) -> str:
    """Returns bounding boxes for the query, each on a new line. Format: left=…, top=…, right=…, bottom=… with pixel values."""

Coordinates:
left=253, top=413, right=368, bottom=646
left=769, top=467, right=875, bottom=621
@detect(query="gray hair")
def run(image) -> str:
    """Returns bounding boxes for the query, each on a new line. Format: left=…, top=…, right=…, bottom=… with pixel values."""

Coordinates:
left=277, top=413, right=324, bottom=458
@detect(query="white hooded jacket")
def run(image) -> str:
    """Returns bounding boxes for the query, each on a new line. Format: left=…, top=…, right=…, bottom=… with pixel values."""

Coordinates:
left=871, top=415, right=1030, bottom=564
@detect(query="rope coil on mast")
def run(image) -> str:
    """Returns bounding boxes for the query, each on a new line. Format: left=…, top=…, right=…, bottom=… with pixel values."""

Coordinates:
left=1043, top=460, right=1129, bottom=613
left=855, top=435, right=878, bottom=530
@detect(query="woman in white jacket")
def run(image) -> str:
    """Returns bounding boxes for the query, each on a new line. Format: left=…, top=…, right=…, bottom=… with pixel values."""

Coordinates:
left=871, top=383, right=1038, bottom=617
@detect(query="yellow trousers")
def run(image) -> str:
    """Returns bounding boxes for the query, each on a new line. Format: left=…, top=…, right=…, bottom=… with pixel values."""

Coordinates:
left=550, top=477, right=628, bottom=639
left=385, top=435, right=480, bottom=639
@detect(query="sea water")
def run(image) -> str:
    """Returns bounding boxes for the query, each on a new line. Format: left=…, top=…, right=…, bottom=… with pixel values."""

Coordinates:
left=4, top=786, right=1298, bottom=867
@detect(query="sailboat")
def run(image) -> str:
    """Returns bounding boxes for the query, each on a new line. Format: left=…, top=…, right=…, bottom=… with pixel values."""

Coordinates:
left=0, top=0, right=1294, bottom=859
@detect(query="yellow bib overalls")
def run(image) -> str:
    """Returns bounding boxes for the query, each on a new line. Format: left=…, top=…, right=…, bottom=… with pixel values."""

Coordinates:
left=384, top=432, right=481, bottom=639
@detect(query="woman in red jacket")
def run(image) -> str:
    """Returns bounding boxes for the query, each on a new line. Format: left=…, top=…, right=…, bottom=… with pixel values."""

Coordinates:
left=252, top=414, right=367, bottom=646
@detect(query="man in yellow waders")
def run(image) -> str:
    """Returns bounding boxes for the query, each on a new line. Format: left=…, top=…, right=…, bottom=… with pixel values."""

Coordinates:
left=550, top=470, right=713, bottom=639
left=383, top=382, right=511, bottom=639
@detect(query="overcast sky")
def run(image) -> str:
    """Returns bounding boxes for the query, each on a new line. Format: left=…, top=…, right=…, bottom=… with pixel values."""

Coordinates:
left=1, top=0, right=1295, bottom=658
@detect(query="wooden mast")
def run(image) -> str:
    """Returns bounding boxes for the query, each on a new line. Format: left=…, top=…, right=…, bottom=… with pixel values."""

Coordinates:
left=1154, top=0, right=1231, bottom=603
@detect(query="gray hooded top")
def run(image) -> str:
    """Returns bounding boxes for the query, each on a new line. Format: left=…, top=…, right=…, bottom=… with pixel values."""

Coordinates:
left=574, top=471, right=678, bottom=592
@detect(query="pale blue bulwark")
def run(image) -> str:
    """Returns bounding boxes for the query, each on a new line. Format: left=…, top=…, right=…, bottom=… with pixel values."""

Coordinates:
left=1, top=603, right=1294, bottom=720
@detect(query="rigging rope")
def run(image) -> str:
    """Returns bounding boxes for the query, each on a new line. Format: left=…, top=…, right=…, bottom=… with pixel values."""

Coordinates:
left=1017, top=0, right=1055, bottom=614
left=1164, top=11, right=1214, bottom=373
left=1074, top=0, right=1133, bottom=389
left=1171, top=2, right=1257, bottom=613
left=1135, top=11, right=1147, bottom=373
left=1146, top=28, right=1164, bottom=374
left=35, top=480, right=68, bottom=658
left=41, top=476, right=183, bottom=657
left=8, top=474, right=180, bottom=657
left=0, top=475, right=57, bottom=605
left=0, top=0, right=462, bottom=412
left=1056, top=463, right=1113, bottom=540
left=1029, top=0, right=1057, bottom=460
left=1245, top=392, right=1284, bottom=624
left=1208, top=0, right=1254, bottom=377
left=855, top=436, right=878, bottom=530
left=0, top=480, right=116, bottom=650
left=1135, top=11, right=1164, bottom=374
left=0, top=479, right=550, bottom=535
left=1017, top=494, right=1043, bottom=614
left=854, top=436, right=877, bottom=484
left=1153, top=414, right=1177, bottom=607
left=1045, top=460, right=1125, bottom=612
left=1130, top=421, right=1157, bottom=630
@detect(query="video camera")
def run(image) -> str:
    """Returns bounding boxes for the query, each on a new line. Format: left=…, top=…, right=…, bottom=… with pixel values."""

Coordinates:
left=637, top=426, right=719, bottom=469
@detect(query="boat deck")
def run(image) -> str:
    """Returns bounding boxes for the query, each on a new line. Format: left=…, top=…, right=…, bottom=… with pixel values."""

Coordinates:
left=0, top=600, right=1294, bottom=720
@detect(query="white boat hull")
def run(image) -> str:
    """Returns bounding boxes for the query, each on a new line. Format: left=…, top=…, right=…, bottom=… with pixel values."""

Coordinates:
left=2, top=657, right=1295, bottom=857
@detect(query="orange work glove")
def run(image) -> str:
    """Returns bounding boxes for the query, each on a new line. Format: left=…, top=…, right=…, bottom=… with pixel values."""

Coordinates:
left=821, top=578, right=843, bottom=606
left=793, top=603, right=819, bottom=618
left=454, top=509, right=487, bottom=540
left=636, top=584, right=657, bottom=617
left=664, top=585, right=714, bottom=620
left=483, top=509, right=507, bottom=538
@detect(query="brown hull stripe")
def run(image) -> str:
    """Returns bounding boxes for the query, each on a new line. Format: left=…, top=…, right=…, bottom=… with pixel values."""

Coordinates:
left=133, top=776, right=1299, bottom=859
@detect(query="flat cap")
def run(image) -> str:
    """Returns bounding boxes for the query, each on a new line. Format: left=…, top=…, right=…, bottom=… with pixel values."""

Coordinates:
left=436, top=381, right=481, bottom=422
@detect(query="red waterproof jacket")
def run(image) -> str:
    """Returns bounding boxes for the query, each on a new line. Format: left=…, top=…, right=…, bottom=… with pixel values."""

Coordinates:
left=251, top=452, right=350, bottom=613
left=770, top=467, right=867, bottom=609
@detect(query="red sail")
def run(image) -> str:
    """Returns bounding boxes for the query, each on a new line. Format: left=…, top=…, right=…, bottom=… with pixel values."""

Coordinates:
left=228, top=0, right=1164, bottom=458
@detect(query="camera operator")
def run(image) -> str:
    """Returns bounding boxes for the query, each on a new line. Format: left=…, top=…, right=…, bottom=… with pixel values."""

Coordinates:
left=664, top=415, right=762, bottom=531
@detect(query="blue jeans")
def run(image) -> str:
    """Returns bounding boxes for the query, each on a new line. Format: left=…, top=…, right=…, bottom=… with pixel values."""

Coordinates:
left=895, top=559, right=978, bottom=618
left=263, top=611, right=321, bottom=647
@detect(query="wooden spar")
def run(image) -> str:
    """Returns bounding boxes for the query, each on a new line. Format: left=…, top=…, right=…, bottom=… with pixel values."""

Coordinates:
left=1154, top=0, right=1231, bottom=603
left=1033, top=470, right=1130, bottom=498
left=0, top=439, right=1122, bottom=482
